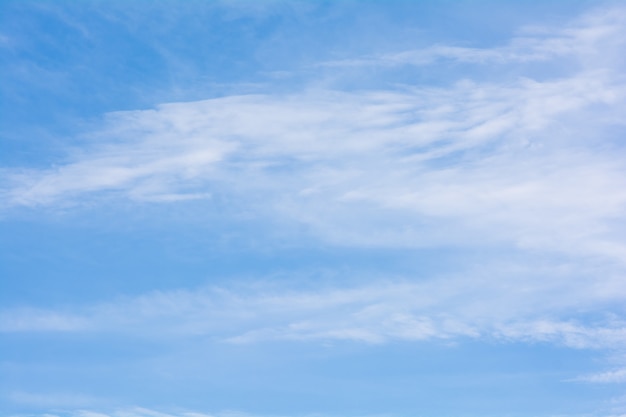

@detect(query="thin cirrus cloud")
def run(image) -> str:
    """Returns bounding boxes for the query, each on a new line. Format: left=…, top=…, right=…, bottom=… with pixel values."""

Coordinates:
left=2, top=10, right=626, bottom=260
left=8, top=406, right=218, bottom=417
left=3, top=4, right=626, bottom=417
left=576, top=368, right=626, bottom=384
left=2, top=261, right=626, bottom=349
left=322, top=4, right=626, bottom=68
left=7, top=406, right=374, bottom=417
left=1, top=5, right=625, bottom=347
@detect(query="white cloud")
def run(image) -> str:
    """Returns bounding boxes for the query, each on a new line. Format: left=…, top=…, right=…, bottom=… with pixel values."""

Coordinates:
left=8, top=391, right=103, bottom=409
left=8, top=407, right=387, bottom=417
left=2, top=5, right=626, bottom=266
left=323, top=4, right=626, bottom=69
left=1, top=0, right=626, bottom=366
left=3, top=66, right=625, bottom=261
left=3, top=8, right=626, bottom=264
left=8, top=408, right=219, bottom=417
left=0, top=308, right=88, bottom=332
left=576, top=368, right=626, bottom=384
left=2, top=406, right=620, bottom=417
left=495, top=320, right=626, bottom=350
left=2, top=264, right=625, bottom=350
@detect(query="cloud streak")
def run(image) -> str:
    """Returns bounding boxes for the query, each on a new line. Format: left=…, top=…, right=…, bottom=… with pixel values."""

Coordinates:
left=576, top=368, right=626, bottom=384
left=2, top=70, right=626, bottom=258
left=322, top=4, right=626, bottom=69
left=2, top=264, right=626, bottom=350
left=7, top=406, right=386, bottom=417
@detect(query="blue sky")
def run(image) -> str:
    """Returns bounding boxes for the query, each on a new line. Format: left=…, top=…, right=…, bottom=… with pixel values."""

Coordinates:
left=2, top=1, right=626, bottom=416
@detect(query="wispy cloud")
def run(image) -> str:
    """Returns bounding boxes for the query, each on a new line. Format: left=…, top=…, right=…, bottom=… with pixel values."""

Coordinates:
left=7, top=390, right=104, bottom=410
left=322, top=4, right=626, bottom=69
left=8, top=407, right=389, bottom=417
left=576, top=368, right=626, bottom=384
left=4, top=4, right=626, bottom=417
left=2, top=265, right=625, bottom=350
left=4, top=405, right=622, bottom=417
left=8, top=406, right=216, bottom=417
left=3, top=6, right=626, bottom=266
left=0, top=308, right=88, bottom=332
left=3, top=70, right=626, bottom=260
left=2, top=2, right=626, bottom=363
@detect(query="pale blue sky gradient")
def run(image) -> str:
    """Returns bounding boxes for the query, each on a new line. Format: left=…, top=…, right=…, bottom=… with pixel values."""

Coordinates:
left=2, top=1, right=626, bottom=417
